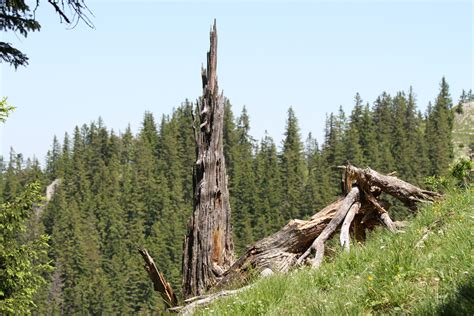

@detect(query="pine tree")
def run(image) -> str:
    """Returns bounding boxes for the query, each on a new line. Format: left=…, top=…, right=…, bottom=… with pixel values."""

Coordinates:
left=254, top=133, right=283, bottom=237
left=391, top=91, right=411, bottom=180
left=45, top=136, right=62, bottom=181
left=372, top=92, right=395, bottom=172
left=359, top=103, right=378, bottom=166
left=321, top=111, right=345, bottom=197
left=280, top=107, right=307, bottom=220
left=2, top=148, right=21, bottom=202
left=345, top=94, right=364, bottom=166
left=426, top=77, right=454, bottom=175
left=404, top=88, right=426, bottom=184
left=0, top=182, right=52, bottom=314
left=230, top=107, right=257, bottom=253
left=302, top=133, right=326, bottom=216
left=223, top=100, right=238, bottom=176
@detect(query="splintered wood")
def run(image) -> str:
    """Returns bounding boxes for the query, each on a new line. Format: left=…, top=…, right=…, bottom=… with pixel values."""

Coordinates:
left=138, top=249, right=178, bottom=308
left=182, top=19, right=234, bottom=299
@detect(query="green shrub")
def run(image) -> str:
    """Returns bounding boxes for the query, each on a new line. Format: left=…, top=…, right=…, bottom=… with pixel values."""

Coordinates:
left=450, top=158, right=473, bottom=188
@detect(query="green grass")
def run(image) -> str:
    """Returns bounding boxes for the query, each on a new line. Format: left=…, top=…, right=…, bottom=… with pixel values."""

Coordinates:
left=196, top=189, right=474, bottom=315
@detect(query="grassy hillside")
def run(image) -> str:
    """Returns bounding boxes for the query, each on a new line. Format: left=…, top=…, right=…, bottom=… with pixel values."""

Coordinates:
left=196, top=190, right=473, bottom=315
left=453, top=101, right=474, bottom=159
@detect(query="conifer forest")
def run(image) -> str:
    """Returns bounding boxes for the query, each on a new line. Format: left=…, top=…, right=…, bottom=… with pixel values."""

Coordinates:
left=1, top=69, right=468, bottom=313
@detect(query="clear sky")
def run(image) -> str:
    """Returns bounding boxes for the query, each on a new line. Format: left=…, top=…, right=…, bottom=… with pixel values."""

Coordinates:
left=1, top=0, right=472, bottom=163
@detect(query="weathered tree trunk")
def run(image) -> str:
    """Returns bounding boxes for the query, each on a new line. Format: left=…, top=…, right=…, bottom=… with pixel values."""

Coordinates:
left=182, top=20, right=234, bottom=299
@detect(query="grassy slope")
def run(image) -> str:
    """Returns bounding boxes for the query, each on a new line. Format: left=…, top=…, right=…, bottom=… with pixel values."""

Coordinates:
left=197, top=190, right=473, bottom=315
left=453, top=101, right=474, bottom=159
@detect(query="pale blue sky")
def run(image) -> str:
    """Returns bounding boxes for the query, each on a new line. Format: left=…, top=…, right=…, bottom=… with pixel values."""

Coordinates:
left=1, top=0, right=472, bottom=163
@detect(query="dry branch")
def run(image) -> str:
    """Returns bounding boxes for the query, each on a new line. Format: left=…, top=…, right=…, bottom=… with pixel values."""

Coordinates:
left=138, top=248, right=178, bottom=308
left=170, top=285, right=254, bottom=316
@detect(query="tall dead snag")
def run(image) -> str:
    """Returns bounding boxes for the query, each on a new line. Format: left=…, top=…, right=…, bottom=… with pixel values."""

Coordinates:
left=182, top=20, right=234, bottom=299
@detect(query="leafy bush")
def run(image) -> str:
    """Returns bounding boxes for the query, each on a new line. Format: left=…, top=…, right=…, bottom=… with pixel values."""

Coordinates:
left=424, top=175, right=449, bottom=192
left=0, top=97, right=15, bottom=123
left=450, top=158, right=473, bottom=189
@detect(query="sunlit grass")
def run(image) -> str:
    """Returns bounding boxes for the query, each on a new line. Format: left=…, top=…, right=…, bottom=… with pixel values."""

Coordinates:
left=196, top=189, right=473, bottom=315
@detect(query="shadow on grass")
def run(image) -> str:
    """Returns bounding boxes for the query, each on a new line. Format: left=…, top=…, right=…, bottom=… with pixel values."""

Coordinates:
left=437, top=277, right=474, bottom=315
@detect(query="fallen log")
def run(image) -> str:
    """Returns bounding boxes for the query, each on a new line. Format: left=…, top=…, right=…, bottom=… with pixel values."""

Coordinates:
left=217, top=199, right=342, bottom=287
left=140, top=164, right=441, bottom=313
left=217, top=164, right=440, bottom=285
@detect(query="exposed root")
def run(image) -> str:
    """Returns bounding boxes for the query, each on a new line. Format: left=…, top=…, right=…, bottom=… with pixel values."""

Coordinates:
left=340, top=202, right=361, bottom=252
left=297, top=187, right=360, bottom=268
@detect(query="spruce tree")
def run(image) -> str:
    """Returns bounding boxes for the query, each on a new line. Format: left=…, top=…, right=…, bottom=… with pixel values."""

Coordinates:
left=302, top=133, right=326, bottom=216
left=372, top=92, right=395, bottom=172
left=254, top=133, right=283, bottom=237
left=426, top=77, right=454, bottom=175
left=230, top=107, right=257, bottom=253
left=345, top=94, right=364, bottom=166
left=0, top=182, right=52, bottom=314
left=280, top=107, right=307, bottom=220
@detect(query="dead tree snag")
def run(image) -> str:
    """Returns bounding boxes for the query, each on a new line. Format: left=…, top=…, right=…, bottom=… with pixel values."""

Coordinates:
left=182, top=20, right=234, bottom=299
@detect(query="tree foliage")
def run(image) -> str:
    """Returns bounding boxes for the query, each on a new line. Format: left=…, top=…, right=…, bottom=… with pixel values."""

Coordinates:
left=1, top=0, right=92, bottom=68
left=0, top=182, right=52, bottom=314
left=0, top=97, right=15, bottom=122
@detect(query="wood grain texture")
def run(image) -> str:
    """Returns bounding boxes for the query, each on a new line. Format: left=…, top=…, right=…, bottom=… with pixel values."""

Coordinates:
left=182, top=20, right=234, bottom=299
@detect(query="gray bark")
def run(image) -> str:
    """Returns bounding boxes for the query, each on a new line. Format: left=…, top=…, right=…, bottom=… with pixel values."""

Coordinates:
left=182, top=20, right=234, bottom=299
left=139, top=248, right=178, bottom=308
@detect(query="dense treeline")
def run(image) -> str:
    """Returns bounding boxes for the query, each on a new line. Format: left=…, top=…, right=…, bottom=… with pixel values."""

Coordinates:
left=0, top=78, right=458, bottom=313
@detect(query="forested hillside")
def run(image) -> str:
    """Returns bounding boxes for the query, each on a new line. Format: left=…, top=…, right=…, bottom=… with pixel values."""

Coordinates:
left=0, top=78, right=463, bottom=314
